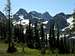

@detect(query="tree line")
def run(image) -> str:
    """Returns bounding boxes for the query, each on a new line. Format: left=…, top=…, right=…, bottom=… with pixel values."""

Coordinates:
left=0, top=11, right=75, bottom=54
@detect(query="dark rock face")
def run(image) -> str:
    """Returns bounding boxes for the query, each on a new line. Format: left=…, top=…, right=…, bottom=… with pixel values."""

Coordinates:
left=53, top=12, right=71, bottom=30
left=42, top=12, right=53, bottom=21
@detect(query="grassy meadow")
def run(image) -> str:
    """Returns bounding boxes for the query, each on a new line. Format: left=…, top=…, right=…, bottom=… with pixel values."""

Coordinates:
left=0, top=42, right=75, bottom=56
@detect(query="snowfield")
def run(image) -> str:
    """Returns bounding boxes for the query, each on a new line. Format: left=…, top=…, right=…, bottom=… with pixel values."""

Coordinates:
left=62, top=16, right=73, bottom=31
left=19, top=15, right=24, bottom=20
left=13, top=19, right=29, bottom=26
left=67, top=16, right=73, bottom=26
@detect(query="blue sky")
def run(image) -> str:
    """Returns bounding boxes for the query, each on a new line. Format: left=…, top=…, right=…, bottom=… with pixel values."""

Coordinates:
left=0, top=0, right=75, bottom=16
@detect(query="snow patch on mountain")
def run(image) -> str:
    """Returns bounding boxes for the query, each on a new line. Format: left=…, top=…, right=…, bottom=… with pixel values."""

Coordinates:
left=62, top=16, right=73, bottom=31
left=19, top=15, right=24, bottom=20
left=13, top=19, right=29, bottom=26
left=43, top=21, right=48, bottom=24
left=67, top=16, right=73, bottom=26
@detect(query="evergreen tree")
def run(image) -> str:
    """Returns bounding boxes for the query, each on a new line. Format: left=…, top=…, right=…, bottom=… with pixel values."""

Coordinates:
left=19, top=24, right=25, bottom=53
left=49, top=22, right=55, bottom=53
left=0, top=22, right=5, bottom=39
left=56, top=24, right=60, bottom=48
left=7, top=19, right=17, bottom=53
left=14, top=24, right=25, bottom=53
left=71, top=10, right=75, bottom=32
left=40, top=23, right=46, bottom=54
left=70, top=10, right=75, bottom=53
left=26, top=20, right=34, bottom=48
left=14, top=25, right=19, bottom=42
left=45, top=33, right=48, bottom=48
left=34, top=21, right=40, bottom=49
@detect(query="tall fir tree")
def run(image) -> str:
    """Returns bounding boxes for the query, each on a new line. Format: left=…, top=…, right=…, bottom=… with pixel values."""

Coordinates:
left=26, top=20, right=34, bottom=48
left=49, top=22, right=55, bottom=53
left=40, top=23, right=46, bottom=54
left=71, top=10, right=75, bottom=32
left=34, top=21, right=40, bottom=49
left=70, top=10, right=75, bottom=53
left=56, top=23, right=60, bottom=48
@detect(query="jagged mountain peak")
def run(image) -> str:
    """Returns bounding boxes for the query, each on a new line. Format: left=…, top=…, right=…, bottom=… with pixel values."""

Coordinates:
left=29, top=11, right=42, bottom=18
left=15, top=8, right=28, bottom=16
left=42, top=11, right=52, bottom=21
left=18, top=8, right=27, bottom=13
left=13, top=8, right=29, bottom=20
left=29, top=11, right=41, bottom=15
left=54, top=12, right=66, bottom=19
left=54, top=12, right=72, bottom=19
left=43, top=11, right=50, bottom=15
left=43, top=11, right=52, bottom=17
left=29, top=11, right=40, bottom=14
left=57, top=12, right=65, bottom=16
